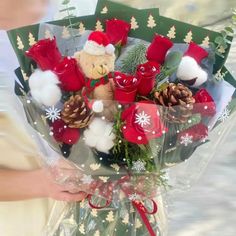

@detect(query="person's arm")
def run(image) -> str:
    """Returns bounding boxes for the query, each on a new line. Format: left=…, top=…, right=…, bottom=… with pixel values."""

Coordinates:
left=0, top=168, right=87, bottom=202
left=0, top=0, right=48, bottom=30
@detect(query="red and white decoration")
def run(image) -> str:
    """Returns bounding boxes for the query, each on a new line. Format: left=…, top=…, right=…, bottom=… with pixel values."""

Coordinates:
left=83, top=31, right=115, bottom=56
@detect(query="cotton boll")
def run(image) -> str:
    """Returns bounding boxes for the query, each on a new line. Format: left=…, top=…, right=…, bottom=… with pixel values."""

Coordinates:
left=29, top=69, right=62, bottom=106
left=96, top=138, right=115, bottom=154
left=84, top=129, right=98, bottom=148
left=191, top=69, right=208, bottom=88
left=41, top=70, right=60, bottom=85
left=104, top=123, right=115, bottom=139
left=29, top=69, right=59, bottom=90
left=30, top=90, right=43, bottom=104
left=177, top=56, right=208, bottom=87
left=40, top=84, right=62, bottom=107
left=89, top=118, right=107, bottom=135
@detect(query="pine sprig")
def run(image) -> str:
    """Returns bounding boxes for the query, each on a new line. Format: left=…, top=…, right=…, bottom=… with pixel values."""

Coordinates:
left=120, top=43, right=147, bottom=75
left=60, top=0, right=80, bottom=41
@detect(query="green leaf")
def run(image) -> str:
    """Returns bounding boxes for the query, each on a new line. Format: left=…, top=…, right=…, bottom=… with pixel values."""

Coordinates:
left=214, top=36, right=224, bottom=45
left=164, top=51, right=182, bottom=69
left=220, top=30, right=227, bottom=38
left=62, top=0, right=70, bottom=5
left=156, top=82, right=169, bottom=92
left=225, top=26, right=234, bottom=34
left=209, top=42, right=216, bottom=50
left=60, top=6, right=76, bottom=12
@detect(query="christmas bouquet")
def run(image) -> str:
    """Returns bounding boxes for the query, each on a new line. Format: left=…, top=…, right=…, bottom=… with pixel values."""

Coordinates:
left=7, top=1, right=236, bottom=235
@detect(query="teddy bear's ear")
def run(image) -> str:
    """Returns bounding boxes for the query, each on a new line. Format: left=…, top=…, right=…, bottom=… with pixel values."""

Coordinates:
left=74, top=51, right=82, bottom=63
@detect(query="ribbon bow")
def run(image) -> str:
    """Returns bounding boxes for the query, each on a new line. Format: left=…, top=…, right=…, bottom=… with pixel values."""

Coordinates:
left=87, top=175, right=158, bottom=236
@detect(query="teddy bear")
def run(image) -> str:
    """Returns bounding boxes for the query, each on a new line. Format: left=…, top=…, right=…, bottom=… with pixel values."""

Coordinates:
left=74, top=31, right=118, bottom=121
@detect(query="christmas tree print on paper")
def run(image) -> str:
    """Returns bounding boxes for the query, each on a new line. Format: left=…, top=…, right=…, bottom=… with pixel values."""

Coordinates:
left=122, top=214, right=129, bottom=225
left=62, top=26, right=71, bottom=39
left=184, top=31, right=193, bottom=43
left=21, top=69, right=28, bottom=81
left=167, top=26, right=176, bottom=39
left=79, top=22, right=86, bottom=34
left=101, top=6, right=108, bottom=14
left=79, top=224, right=85, bottom=235
left=28, top=33, right=37, bottom=46
left=45, top=29, right=53, bottom=39
left=201, top=36, right=210, bottom=48
left=95, top=20, right=104, bottom=32
left=135, top=219, right=142, bottom=229
left=147, top=14, right=157, bottom=29
left=94, top=230, right=100, bottom=236
left=131, top=17, right=139, bottom=30
left=91, top=209, right=98, bottom=217
left=106, top=211, right=115, bottom=222
left=17, top=35, right=24, bottom=50
left=218, top=45, right=226, bottom=54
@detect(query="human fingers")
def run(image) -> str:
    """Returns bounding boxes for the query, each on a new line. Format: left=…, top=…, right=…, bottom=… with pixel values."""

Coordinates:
left=55, top=191, right=88, bottom=202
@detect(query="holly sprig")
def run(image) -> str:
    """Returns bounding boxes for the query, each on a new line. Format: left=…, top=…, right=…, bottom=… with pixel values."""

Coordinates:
left=211, top=8, right=236, bottom=58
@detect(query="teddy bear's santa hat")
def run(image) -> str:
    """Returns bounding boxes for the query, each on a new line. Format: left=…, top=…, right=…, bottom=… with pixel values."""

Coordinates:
left=84, top=31, right=115, bottom=56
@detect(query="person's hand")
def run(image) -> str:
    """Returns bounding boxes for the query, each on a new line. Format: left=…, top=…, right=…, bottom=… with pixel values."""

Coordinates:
left=35, top=167, right=88, bottom=202
left=34, top=158, right=90, bottom=201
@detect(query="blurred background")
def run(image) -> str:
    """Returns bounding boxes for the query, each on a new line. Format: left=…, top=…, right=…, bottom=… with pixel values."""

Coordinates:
left=1, top=0, right=236, bottom=235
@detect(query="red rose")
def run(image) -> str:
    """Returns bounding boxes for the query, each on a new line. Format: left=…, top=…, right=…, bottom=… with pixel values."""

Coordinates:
left=121, top=101, right=167, bottom=144
left=106, top=19, right=131, bottom=46
left=146, top=35, right=173, bottom=65
left=193, top=89, right=216, bottom=116
left=53, top=57, right=85, bottom=92
left=136, top=61, right=161, bottom=96
left=178, top=123, right=208, bottom=142
left=51, top=120, right=80, bottom=145
left=113, top=72, right=140, bottom=104
left=26, top=37, right=62, bottom=71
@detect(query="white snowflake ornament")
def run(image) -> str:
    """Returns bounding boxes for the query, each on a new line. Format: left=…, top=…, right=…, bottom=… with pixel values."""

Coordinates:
left=45, top=106, right=61, bottom=122
left=218, top=107, right=230, bottom=123
left=135, top=111, right=151, bottom=127
left=132, top=160, right=146, bottom=172
left=128, top=193, right=141, bottom=201
left=81, top=175, right=93, bottom=184
left=180, top=133, right=193, bottom=146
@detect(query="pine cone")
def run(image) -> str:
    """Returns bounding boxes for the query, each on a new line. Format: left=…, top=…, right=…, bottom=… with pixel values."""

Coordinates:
left=154, top=83, right=195, bottom=124
left=61, top=95, right=93, bottom=128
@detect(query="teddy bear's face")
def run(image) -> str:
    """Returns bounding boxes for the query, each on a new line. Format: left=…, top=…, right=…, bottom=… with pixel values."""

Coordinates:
left=75, top=51, right=115, bottom=80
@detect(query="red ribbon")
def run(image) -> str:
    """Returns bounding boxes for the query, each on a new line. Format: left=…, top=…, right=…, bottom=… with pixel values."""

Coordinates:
left=132, top=200, right=158, bottom=236
left=86, top=175, right=158, bottom=236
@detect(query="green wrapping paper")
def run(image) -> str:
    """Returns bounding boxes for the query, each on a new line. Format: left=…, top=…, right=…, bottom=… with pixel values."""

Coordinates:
left=7, top=1, right=236, bottom=236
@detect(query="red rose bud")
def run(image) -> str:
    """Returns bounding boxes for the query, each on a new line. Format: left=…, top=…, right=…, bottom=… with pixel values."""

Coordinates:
left=54, top=57, right=85, bottom=92
left=193, top=89, right=216, bottom=116
left=178, top=123, right=208, bottom=142
left=136, top=61, right=161, bottom=96
left=113, top=72, right=140, bottom=104
left=26, top=37, right=62, bottom=71
left=146, top=35, right=173, bottom=64
left=106, top=19, right=131, bottom=46
left=51, top=120, right=80, bottom=145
